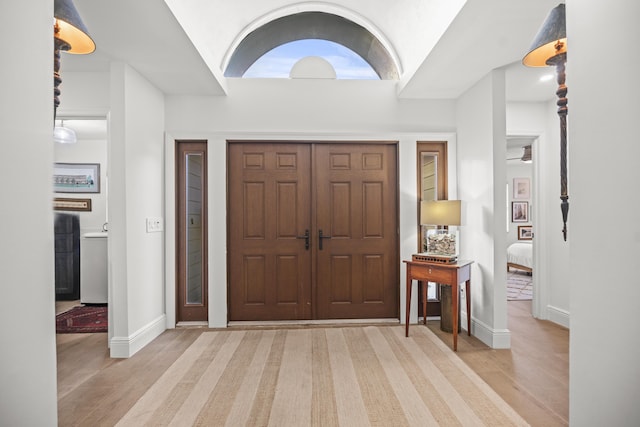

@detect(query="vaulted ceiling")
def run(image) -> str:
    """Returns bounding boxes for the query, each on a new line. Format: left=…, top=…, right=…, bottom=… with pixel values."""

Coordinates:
left=63, top=0, right=562, bottom=102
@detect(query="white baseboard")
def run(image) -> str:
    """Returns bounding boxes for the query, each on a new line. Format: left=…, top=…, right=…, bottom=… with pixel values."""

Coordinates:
left=110, top=314, right=166, bottom=358
left=464, top=312, right=512, bottom=349
left=547, top=305, right=570, bottom=329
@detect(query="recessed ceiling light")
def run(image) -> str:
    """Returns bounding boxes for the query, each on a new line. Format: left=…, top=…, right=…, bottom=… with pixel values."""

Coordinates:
left=539, top=73, right=554, bottom=82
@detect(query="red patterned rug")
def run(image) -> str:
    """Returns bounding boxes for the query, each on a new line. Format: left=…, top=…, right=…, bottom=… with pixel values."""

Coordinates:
left=56, top=305, right=108, bottom=333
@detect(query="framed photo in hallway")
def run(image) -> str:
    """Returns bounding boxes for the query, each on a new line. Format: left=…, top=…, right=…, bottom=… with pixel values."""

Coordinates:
left=54, top=163, right=100, bottom=193
left=518, top=225, right=533, bottom=240
left=512, top=201, right=528, bottom=222
left=53, top=197, right=92, bottom=212
left=513, top=177, right=530, bottom=199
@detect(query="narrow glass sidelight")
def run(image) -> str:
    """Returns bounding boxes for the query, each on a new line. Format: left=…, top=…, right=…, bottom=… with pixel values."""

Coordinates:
left=176, top=140, right=208, bottom=323
left=185, top=153, right=204, bottom=305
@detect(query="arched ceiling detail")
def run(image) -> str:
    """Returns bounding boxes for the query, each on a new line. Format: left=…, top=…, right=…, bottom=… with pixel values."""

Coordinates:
left=224, top=12, right=399, bottom=80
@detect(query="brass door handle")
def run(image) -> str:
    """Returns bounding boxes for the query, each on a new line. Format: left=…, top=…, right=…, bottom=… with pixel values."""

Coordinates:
left=319, top=229, right=332, bottom=250
left=296, top=229, right=310, bottom=250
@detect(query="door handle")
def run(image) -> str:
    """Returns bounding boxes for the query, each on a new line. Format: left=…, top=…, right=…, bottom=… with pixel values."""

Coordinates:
left=296, top=229, right=310, bottom=250
left=318, top=229, right=332, bottom=250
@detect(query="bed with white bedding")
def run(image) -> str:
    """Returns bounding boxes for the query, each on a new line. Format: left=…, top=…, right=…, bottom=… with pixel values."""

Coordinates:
left=507, top=241, right=533, bottom=273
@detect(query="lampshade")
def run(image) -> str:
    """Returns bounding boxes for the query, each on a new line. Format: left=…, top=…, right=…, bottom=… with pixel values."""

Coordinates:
left=521, top=145, right=532, bottom=163
left=54, top=0, right=95, bottom=54
left=522, top=3, right=566, bottom=66
left=420, top=200, right=461, bottom=226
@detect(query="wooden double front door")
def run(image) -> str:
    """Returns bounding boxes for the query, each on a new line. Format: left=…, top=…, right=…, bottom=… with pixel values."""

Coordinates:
left=228, top=142, right=398, bottom=321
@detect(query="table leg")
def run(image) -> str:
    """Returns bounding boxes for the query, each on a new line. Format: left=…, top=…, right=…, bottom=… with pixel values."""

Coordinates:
left=466, top=279, right=471, bottom=336
left=405, top=266, right=411, bottom=337
left=422, top=281, right=427, bottom=325
left=452, top=281, right=458, bottom=351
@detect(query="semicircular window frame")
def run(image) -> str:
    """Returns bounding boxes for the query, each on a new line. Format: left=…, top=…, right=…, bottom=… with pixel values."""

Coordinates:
left=224, top=11, right=398, bottom=80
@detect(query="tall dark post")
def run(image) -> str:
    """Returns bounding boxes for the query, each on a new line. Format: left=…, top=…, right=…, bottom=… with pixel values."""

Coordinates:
left=54, top=23, right=70, bottom=122
left=549, top=49, right=568, bottom=241
left=522, top=3, right=567, bottom=240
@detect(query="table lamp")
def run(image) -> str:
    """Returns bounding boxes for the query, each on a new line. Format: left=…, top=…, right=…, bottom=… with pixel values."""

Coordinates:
left=420, top=200, right=461, bottom=263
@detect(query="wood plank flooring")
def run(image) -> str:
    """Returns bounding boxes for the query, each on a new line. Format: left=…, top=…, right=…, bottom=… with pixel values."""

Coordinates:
left=56, top=300, right=568, bottom=426
left=427, top=300, right=569, bottom=426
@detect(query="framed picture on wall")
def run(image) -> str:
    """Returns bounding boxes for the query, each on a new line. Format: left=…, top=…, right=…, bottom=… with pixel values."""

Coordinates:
left=513, top=177, right=530, bottom=199
left=53, top=197, right=92, bottom=212
left=53, top=163, right=100, bottom=193
left=512, top=201, right=529, bottom=222
left=518, top=225, right=533, bottom=240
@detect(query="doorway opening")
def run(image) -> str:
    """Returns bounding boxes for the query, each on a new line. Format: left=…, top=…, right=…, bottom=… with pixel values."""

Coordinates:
left=53, top=117, right=109, bottom=330
left=506, top=136, right=536, bottom=318
left=227, top=141, right=399, bottom=321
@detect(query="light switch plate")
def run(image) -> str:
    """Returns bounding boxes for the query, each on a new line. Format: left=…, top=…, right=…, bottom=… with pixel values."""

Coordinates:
left=146, top=217, right=163, bottom=233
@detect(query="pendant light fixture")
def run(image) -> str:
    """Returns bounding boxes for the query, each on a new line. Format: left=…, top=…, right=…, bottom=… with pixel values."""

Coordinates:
left=53, top=120, right=77, bottom=144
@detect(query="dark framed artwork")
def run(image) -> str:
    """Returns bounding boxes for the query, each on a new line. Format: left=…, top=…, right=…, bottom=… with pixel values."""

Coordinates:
left=518, top=225, right=533, bottom=240
left=512, top=201, right=529, bottom=222
left=53, top=197, right=92, bottom=212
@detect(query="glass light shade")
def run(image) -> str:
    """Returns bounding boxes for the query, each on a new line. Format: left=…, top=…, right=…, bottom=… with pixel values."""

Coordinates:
left=420, top=200, right=461, bottom=226
left=53, top=126, right=77, bottom=144
left=522, top=4, right=566, bottom=67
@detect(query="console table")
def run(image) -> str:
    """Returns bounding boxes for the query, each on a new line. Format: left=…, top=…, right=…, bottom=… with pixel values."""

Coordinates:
left=404, top=259, right=473, bottom=351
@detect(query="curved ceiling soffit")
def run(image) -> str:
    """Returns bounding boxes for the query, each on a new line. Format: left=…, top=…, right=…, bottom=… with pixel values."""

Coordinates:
left=223, top=10, right=400, bottom=80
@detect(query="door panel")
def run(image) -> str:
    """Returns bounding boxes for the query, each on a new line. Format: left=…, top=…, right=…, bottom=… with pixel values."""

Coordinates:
left=314, top=144, right=398, bottom=319
left=228, top=143, right=312, bottom=321
left=228, top=142, right=398, bottom=321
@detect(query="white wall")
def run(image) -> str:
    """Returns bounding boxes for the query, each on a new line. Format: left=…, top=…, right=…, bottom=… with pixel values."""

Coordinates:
left=109, top=63, right=166, bottom=357
left=568, top=0, right=640, bottom=424
left=167, top=79, right=455, bottom=133
left=456, top=70, right=510, bottom=348
left=165, top=78, right=457, bottom=328
left=57, top=71, right=110, bottom=117
left=0, top=1, right=58, bottom=424
left=540, top=100, right=570, bottom=326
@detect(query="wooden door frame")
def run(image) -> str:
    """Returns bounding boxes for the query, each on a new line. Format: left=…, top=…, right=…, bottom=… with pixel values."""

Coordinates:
left=176, top=140, right=209, bottom=322
left=416, top=141, right=448, bottom=318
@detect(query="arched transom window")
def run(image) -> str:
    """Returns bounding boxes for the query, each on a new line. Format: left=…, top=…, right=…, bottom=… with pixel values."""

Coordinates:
left=224, top=12, right=398, bottom=80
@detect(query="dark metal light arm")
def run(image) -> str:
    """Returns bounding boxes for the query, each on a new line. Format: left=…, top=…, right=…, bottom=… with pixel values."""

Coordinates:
left=549, top=52, right=569, bottom=241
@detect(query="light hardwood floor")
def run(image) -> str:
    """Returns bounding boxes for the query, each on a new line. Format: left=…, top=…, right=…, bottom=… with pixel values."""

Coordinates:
left=56, top=300, right=568, bottom=426
left=428, top=300, right=569, bottom=426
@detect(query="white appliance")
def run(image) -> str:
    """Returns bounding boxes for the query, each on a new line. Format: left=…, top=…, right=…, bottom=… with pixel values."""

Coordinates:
left=80, top=232, right=108, bottom=304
